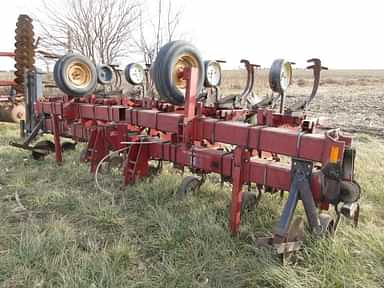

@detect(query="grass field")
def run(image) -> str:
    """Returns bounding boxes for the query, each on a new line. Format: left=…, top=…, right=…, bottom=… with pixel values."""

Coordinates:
left=1, top=70, right=384, bottom=287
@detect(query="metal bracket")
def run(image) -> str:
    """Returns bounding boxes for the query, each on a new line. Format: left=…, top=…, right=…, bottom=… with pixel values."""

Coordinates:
left=9, top=115, right=45, bottom=150
left=254, top=158, right=321, bottom=257
left=274, top=158, right=321, bottom=239
left=25, top=69, right=44, bottom=135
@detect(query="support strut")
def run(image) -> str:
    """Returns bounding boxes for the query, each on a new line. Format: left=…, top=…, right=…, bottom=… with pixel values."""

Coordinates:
left=274, top=158, right=321, bottom=240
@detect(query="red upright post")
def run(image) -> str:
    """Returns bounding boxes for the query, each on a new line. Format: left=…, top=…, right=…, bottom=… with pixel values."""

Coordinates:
left=183, top=67, right=198, bottom=119
left=228, top=147, right=247, bottom=234
left=89, top=128, right=107, bottom=173
left=182, top=67, right=199, bottom=144
left=52, top=114, right=62, bottom=163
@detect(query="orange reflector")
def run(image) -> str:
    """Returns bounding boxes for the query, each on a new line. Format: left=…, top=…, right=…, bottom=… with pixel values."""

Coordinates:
left=329, top=146, right=340, bottom=163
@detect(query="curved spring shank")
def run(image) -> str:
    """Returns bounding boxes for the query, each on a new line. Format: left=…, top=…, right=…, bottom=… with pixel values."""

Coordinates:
left=239, top=59, right=259, bottom=100
left=289, top=58, right=328, bottom=112
left=306, top=58, right=328, bottom=107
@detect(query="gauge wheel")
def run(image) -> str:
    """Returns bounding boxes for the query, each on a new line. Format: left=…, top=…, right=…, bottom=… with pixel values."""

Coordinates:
left=269, top=59, right=292, bottom=94
left=54, top=54, right=97, bottom=97
left=204, top=60, right=222, bottom=87
left=339, top=180, right=361, bottom=203
left=96, top=64, right=114, bottom=85
left=125, top=63, right=145, bottom=85
left=152, top=41, right=205, bottom=105
left=34, top=140, right=55, bottom=151
left=31, top=140, right=55, bottom=160
left=176, top=175, right=201, bottom=201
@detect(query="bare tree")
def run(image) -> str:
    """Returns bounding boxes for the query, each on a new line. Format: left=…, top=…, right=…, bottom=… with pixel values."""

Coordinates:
left=134, top=0, right=183, bottom=66
left=35, top=0, right=140, bottom=64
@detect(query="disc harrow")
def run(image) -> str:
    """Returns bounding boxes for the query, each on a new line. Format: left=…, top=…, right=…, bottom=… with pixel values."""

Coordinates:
left=14, top=14, right=35, bottom=94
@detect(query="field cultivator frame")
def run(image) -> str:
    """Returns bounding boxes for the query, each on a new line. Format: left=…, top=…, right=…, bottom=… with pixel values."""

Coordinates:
left=12, top=40, right=361, bottom=259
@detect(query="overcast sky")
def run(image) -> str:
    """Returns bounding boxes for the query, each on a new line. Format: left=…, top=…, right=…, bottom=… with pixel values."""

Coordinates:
left=1, top=0, right=384, bottom=70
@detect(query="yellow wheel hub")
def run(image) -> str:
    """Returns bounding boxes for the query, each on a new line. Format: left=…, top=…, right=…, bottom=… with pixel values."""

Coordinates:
left=172, top=53, right=199, bottom=90
left=280, top=62, right=292, bottom=91
left=66, top=62, right=92, bottom=88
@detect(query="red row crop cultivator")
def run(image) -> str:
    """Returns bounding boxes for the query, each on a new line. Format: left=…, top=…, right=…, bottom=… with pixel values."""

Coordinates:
left=12, top=40, right=361, bottom=259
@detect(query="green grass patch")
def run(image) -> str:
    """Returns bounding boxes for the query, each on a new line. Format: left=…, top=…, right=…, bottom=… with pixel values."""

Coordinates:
left=0, top=123, right=383, bottom=287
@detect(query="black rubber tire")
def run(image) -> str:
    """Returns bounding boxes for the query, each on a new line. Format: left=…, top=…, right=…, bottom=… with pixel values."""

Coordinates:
left=269, top=59, right=292, bottom=94
left=96, top=64, right=114, bottom=85
left=339, top=180, right=361, bottom=203
left=176, top=175, right=201, bottom=201
left=53, top=54, right=97, bottom=97
left=31, top=140, right=55, bottom=160
left=53, top=53, right=72, bottom=93
left=204, top=60, right=222, bottom=87
left=54, top=54, right=89, bottom=96
left=34, top=140, right=55, bottom=152
left=124, top=63, right=145, bottom=85
left=53, top=54, right=71, bottom=94
left=152, top=41, right=205, bottom=105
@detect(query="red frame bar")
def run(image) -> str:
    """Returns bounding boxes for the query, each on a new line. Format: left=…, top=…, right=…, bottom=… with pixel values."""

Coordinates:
left=0, top=80, right=15, bottom=86
left=36, top=100, right=347, bottom=165
left=0, top=52, right=15, bottom=57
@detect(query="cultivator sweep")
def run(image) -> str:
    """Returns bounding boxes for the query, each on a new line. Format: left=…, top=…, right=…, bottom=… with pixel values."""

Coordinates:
left=14, top=41, right=361, bottom=258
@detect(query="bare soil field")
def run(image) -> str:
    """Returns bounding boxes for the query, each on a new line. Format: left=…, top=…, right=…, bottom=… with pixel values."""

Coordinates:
left=222, top=69, right=384, bottom=136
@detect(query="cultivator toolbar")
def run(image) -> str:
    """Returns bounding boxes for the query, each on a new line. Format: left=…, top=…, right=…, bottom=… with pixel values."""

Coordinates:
left=13, top=40, right=361, bottom=259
